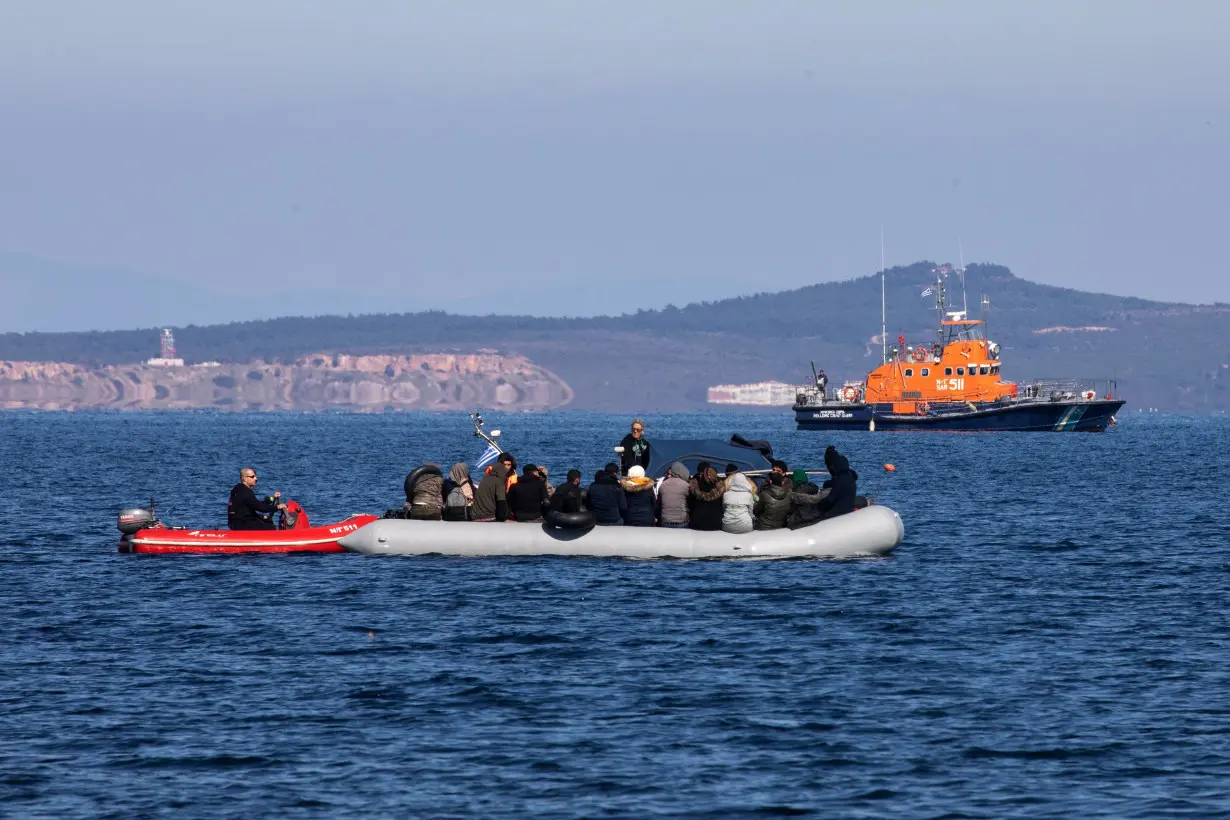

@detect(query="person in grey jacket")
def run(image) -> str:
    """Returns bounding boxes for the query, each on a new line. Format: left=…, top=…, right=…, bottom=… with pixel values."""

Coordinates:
left=656, top=462, right=690, bottom=528
left=721, top=473, right=757, bottom=534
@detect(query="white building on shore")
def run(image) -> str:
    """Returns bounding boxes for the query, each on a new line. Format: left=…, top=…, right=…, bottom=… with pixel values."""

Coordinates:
left=707, top=381, right=801, bottom=406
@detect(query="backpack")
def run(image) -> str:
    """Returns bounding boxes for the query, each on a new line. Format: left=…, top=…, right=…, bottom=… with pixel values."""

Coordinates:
left=444, top=484, right=471, bottom=521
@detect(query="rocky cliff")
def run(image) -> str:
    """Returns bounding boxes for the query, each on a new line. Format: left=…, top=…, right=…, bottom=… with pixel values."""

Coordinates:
left=0, top=353, right=574, bottom=411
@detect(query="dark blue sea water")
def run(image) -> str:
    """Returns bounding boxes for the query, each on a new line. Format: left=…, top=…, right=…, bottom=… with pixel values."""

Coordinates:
left=2, top=410, right=1228, bottom=818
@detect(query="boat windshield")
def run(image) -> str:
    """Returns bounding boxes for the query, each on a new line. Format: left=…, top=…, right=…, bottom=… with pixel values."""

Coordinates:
left=941, top=319, right=986, bottom=345
left=645, top=437, right=774, bottom=479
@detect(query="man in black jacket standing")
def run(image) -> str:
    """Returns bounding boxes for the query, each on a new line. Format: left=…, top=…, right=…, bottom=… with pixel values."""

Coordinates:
left=228, top=467, right=287, bottom=530
left=618, top=418, right=651, bottom=475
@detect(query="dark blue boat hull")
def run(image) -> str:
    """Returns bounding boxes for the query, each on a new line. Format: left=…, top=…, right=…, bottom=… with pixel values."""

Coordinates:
left=794, top=399, right=1125, bottom=432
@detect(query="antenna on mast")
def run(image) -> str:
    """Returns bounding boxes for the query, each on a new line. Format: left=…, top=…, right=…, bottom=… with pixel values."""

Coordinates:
left=958, top=239, right=968, bottom=316
left=880, top=226, right=887, bottom=364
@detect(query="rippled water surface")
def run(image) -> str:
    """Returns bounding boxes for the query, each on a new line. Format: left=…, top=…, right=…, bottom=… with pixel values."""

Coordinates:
left=2, top=410, right=1228, bottom=818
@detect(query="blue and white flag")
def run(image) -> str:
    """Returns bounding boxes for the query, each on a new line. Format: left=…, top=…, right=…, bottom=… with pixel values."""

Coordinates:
left=920, top=286, right=934, bottom=298
left=475, top=442, right=501, bottom=470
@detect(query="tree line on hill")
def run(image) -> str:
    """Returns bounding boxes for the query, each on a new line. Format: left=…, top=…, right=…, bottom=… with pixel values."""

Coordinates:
left=1, top=262, right=1227, bottom=412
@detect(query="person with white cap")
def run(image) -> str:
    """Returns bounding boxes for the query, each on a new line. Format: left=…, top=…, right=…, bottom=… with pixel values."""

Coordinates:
left=621, top=464, right=657, bottom=526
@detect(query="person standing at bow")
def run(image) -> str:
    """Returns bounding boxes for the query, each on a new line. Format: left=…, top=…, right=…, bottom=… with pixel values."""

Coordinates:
left=618, top=418, right=651, bottom=475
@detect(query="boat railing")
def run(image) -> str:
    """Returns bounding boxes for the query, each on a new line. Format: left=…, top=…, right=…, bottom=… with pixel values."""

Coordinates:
left=794, top=386, right=823, bottom=405
left=1017, top=378, right=1118, bottom=402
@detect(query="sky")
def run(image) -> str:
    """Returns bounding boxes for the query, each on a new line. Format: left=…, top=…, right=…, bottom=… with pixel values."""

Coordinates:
left=1, top=1, right=1228, bottom=331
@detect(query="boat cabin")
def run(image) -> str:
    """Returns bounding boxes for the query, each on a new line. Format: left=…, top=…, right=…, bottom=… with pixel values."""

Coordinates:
left=859, top=315, right=1018, bottom=413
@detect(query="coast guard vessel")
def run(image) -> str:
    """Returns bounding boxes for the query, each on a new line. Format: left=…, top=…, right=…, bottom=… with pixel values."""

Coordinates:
left=793, top=264, right=1125, bottom=432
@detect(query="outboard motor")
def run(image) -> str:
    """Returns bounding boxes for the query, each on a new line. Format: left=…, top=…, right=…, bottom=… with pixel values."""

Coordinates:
left=117, top=508, right=156, bottom=534
left=117, top=507, right=157, bottom=553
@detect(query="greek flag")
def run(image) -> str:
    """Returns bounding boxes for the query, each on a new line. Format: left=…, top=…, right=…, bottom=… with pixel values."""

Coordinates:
left=475, top=442, right=501, bottom=470
left=920, top=286, right=934, bottom=297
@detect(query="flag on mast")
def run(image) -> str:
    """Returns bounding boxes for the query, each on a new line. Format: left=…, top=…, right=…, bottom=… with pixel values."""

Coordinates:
left=920, top=286, right=934, bottom=298
left=475, top=442, right=501, bottom=470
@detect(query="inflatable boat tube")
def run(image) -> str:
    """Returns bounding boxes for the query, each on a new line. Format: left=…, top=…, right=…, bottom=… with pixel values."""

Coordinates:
left=545, top=510, right=596, bottom=531
left=339, top=505, right=904, bottom=559
left=404, top=464, right=442, bottom=499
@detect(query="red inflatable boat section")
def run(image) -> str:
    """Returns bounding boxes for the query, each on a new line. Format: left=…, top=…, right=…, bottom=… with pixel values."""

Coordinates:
left=124, top=512, right=377, bottom=554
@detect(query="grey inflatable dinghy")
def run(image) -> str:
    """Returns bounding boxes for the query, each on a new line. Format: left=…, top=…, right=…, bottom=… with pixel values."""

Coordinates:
left=338, top=505, right=904, bottom=559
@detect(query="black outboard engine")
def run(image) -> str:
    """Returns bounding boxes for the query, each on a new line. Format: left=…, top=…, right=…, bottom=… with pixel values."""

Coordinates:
left=117, top=508, right=156, bottom=534
left=117, top=507, right=157, bottom=553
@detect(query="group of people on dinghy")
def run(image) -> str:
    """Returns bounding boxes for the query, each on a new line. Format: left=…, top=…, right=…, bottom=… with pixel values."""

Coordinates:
left=388, top=418, right=864, bottom=533
left=223, top=417, right=863, bottom=533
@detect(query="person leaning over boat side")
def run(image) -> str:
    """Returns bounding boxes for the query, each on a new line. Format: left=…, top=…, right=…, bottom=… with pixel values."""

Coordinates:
left=721, top=472, right=757, bottom=534
left=753, top=472, right=792, bottom=530
left=687, top=463, right=725, bottom=532
left=405, top=462, right=445, bottom=521
left=473, top=460, right=511, bottom=522
left=816, top=445, right=858, bottom=520
left=442, top=462, right=476, bottom=521
left=550, top=469, right=585, bottom=514
left=621, top=465, right=657, bottom=527
left=656, top=462, right=690, bottom=528
left=586, top=462, right=627, bottom=525
left=618, top=418, right=651, bottom=475
left=507, top=463, right=550, bottom=523
left=227, top=467, right=287, bottom=531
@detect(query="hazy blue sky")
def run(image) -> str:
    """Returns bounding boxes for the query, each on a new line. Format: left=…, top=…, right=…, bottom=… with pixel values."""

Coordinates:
left=1, top=1, right=1227, bottom=331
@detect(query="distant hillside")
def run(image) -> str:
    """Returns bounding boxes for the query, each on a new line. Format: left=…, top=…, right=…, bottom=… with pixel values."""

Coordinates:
left=3, top=262, right=1228, bottom=412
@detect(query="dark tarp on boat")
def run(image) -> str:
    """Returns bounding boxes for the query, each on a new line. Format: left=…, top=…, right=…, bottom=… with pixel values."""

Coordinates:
left=644, top=436, right=774, bottom=479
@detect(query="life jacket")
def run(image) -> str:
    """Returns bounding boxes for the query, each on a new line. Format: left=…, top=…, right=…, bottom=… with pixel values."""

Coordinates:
left=485, top=464, right=518, bottom=492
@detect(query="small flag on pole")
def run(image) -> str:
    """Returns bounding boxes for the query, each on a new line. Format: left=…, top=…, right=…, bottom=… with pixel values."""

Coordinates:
left=475, top=442, right=501, bottom=470
left=920, top=286, right=934, bottom=298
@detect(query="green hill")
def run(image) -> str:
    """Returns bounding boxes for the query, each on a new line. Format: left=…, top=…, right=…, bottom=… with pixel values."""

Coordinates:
left=2, top=262, right=1227, bottom=412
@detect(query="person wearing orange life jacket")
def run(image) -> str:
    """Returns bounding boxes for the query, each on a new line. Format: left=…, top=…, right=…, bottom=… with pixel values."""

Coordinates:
left=484, top=452, right=519, bottom=493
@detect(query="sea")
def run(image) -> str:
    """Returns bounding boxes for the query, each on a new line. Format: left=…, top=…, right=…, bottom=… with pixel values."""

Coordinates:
left=1, top=409, right=1228, bottom=818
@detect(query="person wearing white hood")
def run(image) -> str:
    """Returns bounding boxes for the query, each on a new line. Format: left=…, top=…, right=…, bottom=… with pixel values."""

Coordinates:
left=721, top=473, right=757, bottom=534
